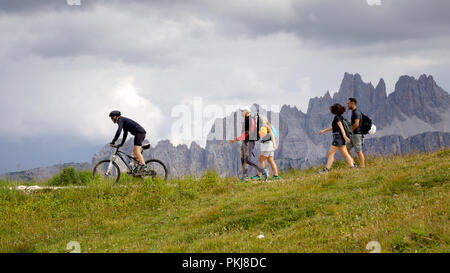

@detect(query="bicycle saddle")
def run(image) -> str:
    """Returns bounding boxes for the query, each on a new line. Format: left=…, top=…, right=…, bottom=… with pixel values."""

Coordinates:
left=142, top=144, right=151, bottom=150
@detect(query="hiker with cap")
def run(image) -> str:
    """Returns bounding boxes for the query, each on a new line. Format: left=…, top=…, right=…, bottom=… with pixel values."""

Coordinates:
left=231, top=106, right=269, bottom=181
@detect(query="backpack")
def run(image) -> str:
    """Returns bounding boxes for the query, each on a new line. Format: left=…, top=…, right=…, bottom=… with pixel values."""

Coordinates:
left=342, top=118, right=353, bottom=137
left=255, top=113, right=261, bottom=141
left=360, top=112, right=373, bottom=135
left=261, top=123, right=278, bottom=143
left=247, top=114, right=261, bottom=141
left=271, top=124, right=278, bottom=139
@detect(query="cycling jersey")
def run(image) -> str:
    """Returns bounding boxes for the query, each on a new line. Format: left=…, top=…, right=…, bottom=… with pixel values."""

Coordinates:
left=111, top=116, right=146, bottom=146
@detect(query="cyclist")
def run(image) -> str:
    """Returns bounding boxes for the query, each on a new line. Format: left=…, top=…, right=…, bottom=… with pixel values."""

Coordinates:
left=109, top=110, right=148, bottom=172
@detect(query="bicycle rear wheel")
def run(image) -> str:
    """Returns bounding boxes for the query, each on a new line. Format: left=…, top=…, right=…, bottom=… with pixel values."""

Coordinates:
left=144, top=159, right=168, bottom=180
left=93, top=160, right=121, bottom=183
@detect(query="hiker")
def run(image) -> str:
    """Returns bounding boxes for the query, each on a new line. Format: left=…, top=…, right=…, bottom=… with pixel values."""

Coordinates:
left=231, top=106, right=268, bottom=181
left=317, top=103, right=355, bottom=174
left=346, top=98, right=365, bottom=168
left=252, top=115, right=281, bottom=181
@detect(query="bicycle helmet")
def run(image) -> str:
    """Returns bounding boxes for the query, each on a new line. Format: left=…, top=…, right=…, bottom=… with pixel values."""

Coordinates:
left=109, top=110, right=121, bottom=118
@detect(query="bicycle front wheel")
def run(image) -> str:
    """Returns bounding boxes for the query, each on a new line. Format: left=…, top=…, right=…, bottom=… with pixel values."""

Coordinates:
left=144, top=159, right=168, bottom=181
left=93, top=160, right=121, bottom=183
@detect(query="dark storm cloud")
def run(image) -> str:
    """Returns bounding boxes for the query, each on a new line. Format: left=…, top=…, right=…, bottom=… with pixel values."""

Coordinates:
left=199, top=0, right=450, bottom=46
left=90, top=0, right=450, bottom=46
left=2, top=0, right=450, bottom=59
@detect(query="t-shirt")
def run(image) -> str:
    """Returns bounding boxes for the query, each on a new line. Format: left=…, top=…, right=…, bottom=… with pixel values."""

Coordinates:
left=351, top=109, right=363, bottom=134
left=332, top=115, right=344, bottom=134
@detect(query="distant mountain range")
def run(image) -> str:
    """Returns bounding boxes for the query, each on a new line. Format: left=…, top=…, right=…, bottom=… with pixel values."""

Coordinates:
left=1, top=162, right=90, bottom=182
left=2, top=73, right=449, bottom=181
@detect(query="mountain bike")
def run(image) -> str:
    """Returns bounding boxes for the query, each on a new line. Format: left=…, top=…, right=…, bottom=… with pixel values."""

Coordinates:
left=92, top=144, right=168, bottom=183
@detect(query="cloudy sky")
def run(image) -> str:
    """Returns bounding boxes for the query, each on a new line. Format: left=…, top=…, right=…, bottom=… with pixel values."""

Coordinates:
left=1, top=0, right=449, bottom=173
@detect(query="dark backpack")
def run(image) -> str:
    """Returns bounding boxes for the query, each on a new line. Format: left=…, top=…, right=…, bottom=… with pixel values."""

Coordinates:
left=247, top=114, right=261, bottom=141
left=342, top=118, right=353, bottom=138
left=254, top=113, right=261, bottom=141
left=360, top=112, right=373, bottom=135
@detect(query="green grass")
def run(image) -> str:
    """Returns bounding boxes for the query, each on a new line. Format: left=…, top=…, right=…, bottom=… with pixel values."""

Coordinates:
left=0, top=150, right=449, bottom=253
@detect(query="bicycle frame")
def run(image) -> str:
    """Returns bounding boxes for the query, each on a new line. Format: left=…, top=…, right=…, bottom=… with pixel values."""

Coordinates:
left=107, top=147, right=138, bottom=175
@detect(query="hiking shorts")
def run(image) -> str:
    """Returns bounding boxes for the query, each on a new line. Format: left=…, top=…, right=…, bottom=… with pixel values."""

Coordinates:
left=260, top=140, right=275, bottom=157
left=134, top=133, right=146, bottom=146
left=332, top=133, right=346, bottom=147
left=346, top=134, right=363, bottom=152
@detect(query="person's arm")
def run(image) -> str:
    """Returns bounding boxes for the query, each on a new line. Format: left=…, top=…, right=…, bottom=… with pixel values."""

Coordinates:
left=232, top=117, right=254, bottom=143
left=119, top=130, right=128, bottom=146
left=352, top=119, right=360, bottom=131
left=338, top=121, right=351, bottom=142
left=352, top=110, right=362, bottom=131
left=235, top=132, right=247, bottom=141
left=111, top=119, right=124, bottom=145
left=318, top=127, right=332, bottom=135
left=268, top=127, right=278, bottom=150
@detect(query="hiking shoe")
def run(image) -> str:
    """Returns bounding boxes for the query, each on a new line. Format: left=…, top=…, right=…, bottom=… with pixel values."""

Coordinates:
left=132, top=165, right=141, bottom=174
left=133, top=164, right=147, bottom=175
left=251, top=175, right=262, bottom=180
left=262, top=169, right=269, bottom=181
left=272, top=175, right=281, bottom=180
left=240, top=174, right=249, bottom=181
left=140, top=164, right=150, bottom=175
left=350, top=165, right=358, bottom=169
left=318, top=168, right=329, bottom=174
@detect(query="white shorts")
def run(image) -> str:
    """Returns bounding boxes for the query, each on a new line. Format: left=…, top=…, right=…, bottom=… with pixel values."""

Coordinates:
left=260, top=140, right=275, bottom=157
left=261, top=151, right=274, bottom=157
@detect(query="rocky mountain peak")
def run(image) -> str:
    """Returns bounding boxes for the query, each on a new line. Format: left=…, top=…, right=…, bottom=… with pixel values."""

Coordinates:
left=376, top=78, right=386, bottom=93
left=334, top=73, right=376, bottom=104
left=389, top=74, right=450, bottom=124
left=418, top=74, right=433, bottom=83
left=324, top=90, right=332, bottom=100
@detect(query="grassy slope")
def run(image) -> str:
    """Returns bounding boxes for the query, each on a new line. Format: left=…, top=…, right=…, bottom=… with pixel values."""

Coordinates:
left=0, top=150, right=449, bottom=253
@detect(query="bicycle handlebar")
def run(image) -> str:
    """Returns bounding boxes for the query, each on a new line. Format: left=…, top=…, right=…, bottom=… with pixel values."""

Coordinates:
left=110, top=144, right=122, bottom=154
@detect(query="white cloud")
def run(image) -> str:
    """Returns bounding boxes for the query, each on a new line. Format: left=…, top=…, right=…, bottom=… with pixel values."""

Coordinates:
left=0, top=55, right=164, bottom=145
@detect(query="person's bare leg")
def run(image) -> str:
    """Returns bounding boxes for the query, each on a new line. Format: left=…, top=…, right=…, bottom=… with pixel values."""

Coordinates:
left=258, top=155, right=267, bottom=176
left=347, top=148, right=352, bottom=158
left=339, top=146, right=355, bottom=167
left=133, top=146, right=145, bottom=165
left=326, top=146, right=339, bottom=170
left=268, top=156, right=278, bottom=176
left=357, top=151, right=365, bottom=168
